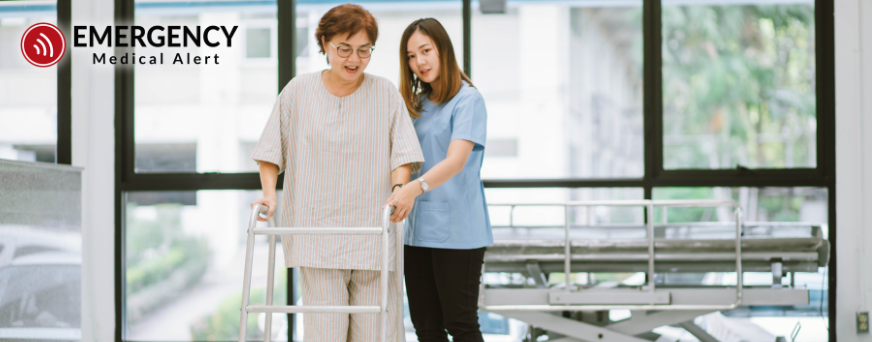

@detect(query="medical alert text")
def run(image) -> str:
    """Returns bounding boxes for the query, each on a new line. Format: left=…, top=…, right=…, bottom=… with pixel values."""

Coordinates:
left=74, top=25, right=236, bottom=65
left=94, top=52, right=219, bottom=65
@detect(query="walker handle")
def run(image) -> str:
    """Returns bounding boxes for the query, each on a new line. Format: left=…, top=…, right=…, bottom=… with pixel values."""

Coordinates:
left=254, top=204, right=270, bottom=219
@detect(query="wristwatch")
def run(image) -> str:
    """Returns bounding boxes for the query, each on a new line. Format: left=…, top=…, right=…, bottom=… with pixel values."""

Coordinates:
left=416, top=177, right=429, bottom=193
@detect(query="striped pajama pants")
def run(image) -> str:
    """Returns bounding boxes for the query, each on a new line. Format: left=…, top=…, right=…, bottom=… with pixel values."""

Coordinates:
left=301, top=267, right=404, bottom=342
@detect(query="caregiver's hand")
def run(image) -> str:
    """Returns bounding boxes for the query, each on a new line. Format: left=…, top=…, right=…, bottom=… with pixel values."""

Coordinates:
left=386, top=184, right=421, bottom=223
left=251, top=195, right=277, bottom=222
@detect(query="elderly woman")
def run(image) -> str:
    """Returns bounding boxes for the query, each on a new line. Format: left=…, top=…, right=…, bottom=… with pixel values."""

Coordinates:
left=250, top=4, right=423, bottom=341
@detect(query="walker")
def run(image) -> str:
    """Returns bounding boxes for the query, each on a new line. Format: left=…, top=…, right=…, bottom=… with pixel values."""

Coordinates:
left=239, top=204, right=403, bottom=342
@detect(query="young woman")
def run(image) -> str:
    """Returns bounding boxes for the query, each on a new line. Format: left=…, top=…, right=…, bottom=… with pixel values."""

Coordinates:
left=385, top=18, right=492, bottom=342
left=250, top=4, right=423, bottom=341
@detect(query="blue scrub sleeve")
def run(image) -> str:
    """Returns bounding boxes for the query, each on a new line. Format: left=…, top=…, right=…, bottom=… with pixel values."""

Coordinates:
left=390, top=93, right=426, bottom=173
left=450, top=91, right=487, bottom=148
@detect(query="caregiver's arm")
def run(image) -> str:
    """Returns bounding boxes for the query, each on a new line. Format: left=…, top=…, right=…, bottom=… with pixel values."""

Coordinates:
left=411, top=139, right=474, bottom=190
left=251, top=162, right=279, bottom=222
left=386, top=139, right=475, bottom=222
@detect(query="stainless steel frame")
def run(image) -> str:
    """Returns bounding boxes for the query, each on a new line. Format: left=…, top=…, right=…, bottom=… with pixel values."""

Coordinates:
left=482, top=199, right=744, bottom=311
left=238, top=204, right=402, bottom=342
left=476, top=200, right=833, bottom=341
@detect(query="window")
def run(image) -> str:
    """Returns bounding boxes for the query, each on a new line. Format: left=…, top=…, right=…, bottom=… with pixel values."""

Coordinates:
left=133, top=0, right=278, bottom=174
left=653, top=187, right=827, bottom=225
left=0, top=2, right=58, bottom=163
left=124, top=190, right=288, bottom=341
left=123, top=1, right=289, bottom=341
left=661, top=2, right=817, bottom=170
left=114, top=0, right=836, bottom=340
left=474, top=2, right=644, bottom=179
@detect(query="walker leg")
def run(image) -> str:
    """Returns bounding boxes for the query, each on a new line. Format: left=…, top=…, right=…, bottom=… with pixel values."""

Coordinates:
left=378, top=259, right=389, bottom=341
left=264, top=234, right=277, bottom=341
left=239, top=212, right=258, bottom=342
left=378, top=207, right=391, bottom=342
left=395, top=221, right=405, bottom=337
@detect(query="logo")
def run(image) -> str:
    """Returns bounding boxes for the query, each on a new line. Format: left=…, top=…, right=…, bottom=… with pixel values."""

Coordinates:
left=20, top=23, right=66, bottom=67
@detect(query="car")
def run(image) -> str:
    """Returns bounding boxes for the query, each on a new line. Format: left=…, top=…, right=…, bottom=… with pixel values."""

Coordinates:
left=0, top=226, right=81, bottom=269
left=0, top=227, right=81, bottom=342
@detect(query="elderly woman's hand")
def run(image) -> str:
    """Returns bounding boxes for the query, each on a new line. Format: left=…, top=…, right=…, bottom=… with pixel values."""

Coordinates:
left=386, top=183, right=422, bottom=223
left=251, top=195, right=277, bottom=222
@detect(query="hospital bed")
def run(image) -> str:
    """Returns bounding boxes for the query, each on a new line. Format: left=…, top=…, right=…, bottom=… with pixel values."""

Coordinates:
left=479, top=200, right=829, bottom=342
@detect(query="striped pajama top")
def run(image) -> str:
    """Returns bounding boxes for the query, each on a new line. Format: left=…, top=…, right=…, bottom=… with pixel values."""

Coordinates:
left=252, top=71, right=425, bottom=271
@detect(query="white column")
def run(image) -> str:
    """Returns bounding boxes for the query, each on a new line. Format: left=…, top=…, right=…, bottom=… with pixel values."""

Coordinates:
left=197, top=12, right=241, bottom=173
left=196, top=12, right=243, bottom=267
left=836, top=0, right=872, bottom=339
left=72, top=0, right=116, bottom=341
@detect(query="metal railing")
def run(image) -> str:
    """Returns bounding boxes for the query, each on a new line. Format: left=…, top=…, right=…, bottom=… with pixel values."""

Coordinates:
left=239, top=204, right=401, bottom=342
left=481, top=199, right=745, bottom=311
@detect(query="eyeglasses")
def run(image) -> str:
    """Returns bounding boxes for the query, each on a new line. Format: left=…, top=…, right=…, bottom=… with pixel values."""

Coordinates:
left=330, top=42, right=374, bottom=59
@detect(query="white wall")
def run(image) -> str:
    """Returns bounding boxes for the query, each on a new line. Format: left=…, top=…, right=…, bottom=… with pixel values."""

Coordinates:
left=72, top=0, right=115, bottom=341
left=836, top=0, right=872, bottom=339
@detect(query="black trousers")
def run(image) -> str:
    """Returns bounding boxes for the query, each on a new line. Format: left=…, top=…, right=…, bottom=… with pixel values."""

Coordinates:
left=404, top=245, right=486, bottom=342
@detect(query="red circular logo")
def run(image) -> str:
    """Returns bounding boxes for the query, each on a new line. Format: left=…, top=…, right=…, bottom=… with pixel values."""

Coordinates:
left=20, top=23, right=66, bottom=67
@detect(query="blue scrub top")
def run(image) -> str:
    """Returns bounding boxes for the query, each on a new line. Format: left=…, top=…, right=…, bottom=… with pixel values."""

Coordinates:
left=404, top=81, right=493, bottom=249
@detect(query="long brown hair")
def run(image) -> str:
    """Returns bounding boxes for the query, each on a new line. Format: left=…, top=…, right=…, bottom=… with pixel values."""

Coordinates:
left=399, top=18, right=472, bottom=118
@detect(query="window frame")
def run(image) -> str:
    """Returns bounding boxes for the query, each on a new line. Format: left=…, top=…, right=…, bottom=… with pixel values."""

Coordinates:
left=112, top=0, right=837, bottom=341
left=58, top=0, right=71, bottom=165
